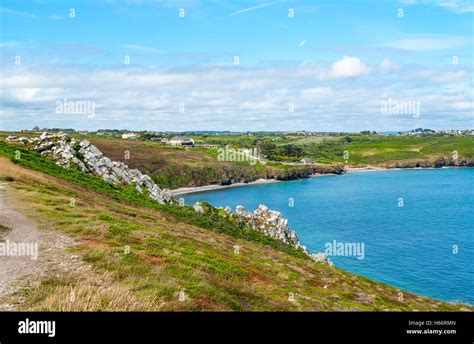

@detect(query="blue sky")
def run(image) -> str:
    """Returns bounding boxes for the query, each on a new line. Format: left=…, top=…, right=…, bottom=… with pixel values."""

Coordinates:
left=0, top=0, right=472, bottom=131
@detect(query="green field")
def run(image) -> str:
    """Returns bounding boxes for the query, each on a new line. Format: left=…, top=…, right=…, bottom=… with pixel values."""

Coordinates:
left=297, top=134, right=474, bottom=166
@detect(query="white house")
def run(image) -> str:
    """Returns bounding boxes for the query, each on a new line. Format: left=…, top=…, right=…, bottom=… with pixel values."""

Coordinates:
left=169, top=136, right=195, bottom=146
left=122, top=133, right=139, bottom=139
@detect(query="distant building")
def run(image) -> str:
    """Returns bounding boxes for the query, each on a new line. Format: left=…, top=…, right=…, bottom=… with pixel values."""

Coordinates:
left=169, top=136, right=195, bottom=146
left=160, top=138, right=170, bottom=144
left=122, top=133, right=139, bottom=139
left=300, top=158, right=314, bottom=164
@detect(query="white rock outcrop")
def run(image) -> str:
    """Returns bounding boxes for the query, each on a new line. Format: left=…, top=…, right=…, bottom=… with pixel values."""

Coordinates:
left=309, top=252, right=333, bottom=265
left=7, top=132, right=171, bottom=204
left=192, top=202, right=205, bottom=214
left=233, top=204, right=332, bottom=265
left=234, top=204, right=303, bottom=248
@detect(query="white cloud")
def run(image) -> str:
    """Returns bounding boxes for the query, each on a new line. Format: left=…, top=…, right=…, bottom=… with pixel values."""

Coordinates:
left=48, top=15, right=66, bottom=20
left=400, top=0, right=474, bottom=13
left=435, top=0, right=474, bottom=13
left=411, top=69, right=468, bottom=83
left=329, top=56, right=370, bottom=78
left=121, top=44, right=167, bottom=54
left=0, top=6, right=71, bottom=20
left=386, top=36, right=470, bottom=51
left=379, top=58, right=398, bottom=73
left=452, top=101, right=473, bottom=110
left=0, top=6, right=37, bottom=18
left=430, top=70, right=467, bottom=83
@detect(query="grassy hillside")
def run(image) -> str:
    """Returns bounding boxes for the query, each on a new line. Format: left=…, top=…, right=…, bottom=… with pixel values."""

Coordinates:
left=86, top=138, right=342, bottom=189
left=0, top=140, right=471, bottom=311
left=296, top=134, right=474, bottom=166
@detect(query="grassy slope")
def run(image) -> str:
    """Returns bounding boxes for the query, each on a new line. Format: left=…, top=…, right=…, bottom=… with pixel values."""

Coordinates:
left=0, top=141, right=470, bottom=311
left=86, top=138, right=341, bottom=189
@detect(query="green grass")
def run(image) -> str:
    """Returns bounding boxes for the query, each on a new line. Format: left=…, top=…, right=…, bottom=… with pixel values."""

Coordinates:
left=294, top=134, right=474, bottom=165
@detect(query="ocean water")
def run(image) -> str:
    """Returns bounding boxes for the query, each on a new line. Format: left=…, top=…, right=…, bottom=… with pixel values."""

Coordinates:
left=184, top=168, right=474, bottom=304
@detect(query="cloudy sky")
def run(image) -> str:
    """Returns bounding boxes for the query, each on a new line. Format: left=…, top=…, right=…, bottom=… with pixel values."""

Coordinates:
left=0, top=0, right=472, bottom=131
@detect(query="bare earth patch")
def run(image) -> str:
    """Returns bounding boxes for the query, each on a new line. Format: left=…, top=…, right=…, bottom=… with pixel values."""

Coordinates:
left=0, top=184, right=89, bottom=310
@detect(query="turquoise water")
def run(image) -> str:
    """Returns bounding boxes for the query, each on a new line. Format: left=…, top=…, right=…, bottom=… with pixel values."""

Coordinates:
left=185, top=168, right=474, bottom=304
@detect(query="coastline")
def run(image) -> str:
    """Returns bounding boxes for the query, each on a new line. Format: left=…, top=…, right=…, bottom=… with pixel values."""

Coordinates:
left=171, top=178, right=281, bottom=196
left=345, top=165, right=472, bottom=173
left=344, top=166, right=389, bottom=173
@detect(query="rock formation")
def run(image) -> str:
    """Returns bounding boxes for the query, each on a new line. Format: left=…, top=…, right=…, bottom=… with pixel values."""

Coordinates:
left=6, top=133, right=171, bottom=204
left=194, top=202, right=333, bottom=265
left=235, top=204, right=301, bottom=248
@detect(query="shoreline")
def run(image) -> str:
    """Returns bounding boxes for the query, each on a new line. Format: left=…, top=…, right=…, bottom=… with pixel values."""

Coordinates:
left=171, top=178, right=281, bottom=196
left=344, top=166, right=389, bottom=173
left=345, top=165, right=472, bottom=173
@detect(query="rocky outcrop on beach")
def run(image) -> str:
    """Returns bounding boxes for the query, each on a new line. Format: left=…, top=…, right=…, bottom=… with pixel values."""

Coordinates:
left=6, top=133, right=171, bottom=204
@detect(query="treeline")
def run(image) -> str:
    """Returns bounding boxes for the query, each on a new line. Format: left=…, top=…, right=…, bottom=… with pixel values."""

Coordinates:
left=256, top=141, right=304, bottom=161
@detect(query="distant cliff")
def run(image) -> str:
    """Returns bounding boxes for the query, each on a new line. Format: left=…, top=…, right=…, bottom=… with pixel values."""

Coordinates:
left=385, top=158, right=474, bottom=169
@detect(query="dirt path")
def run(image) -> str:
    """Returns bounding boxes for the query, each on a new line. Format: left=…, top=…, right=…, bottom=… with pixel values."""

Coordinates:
left=0, top=182, right=85, bottom=310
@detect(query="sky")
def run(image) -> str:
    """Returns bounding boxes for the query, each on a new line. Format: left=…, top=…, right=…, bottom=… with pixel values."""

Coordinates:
left=0, top=0, right=473, bottom=132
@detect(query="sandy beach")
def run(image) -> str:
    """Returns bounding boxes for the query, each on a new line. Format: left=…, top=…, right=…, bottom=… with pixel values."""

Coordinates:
left=344, top=166, right=389, bottom=173
left=171, top=178, right=281, bottom=197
